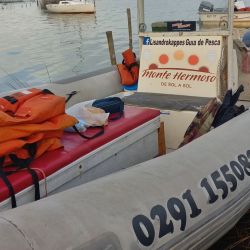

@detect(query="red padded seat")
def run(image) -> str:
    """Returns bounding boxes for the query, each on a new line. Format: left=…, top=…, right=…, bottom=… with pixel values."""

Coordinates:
left=0, top=105, right=160, bottom=202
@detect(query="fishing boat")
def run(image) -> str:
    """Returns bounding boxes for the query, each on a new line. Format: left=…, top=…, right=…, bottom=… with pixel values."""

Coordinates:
left=46, top=0, right=95, bottom=14
left=1, top=107, right=250, bottom=250
left=0, top=0, right=250, bottom=249
left=199, top=0, right=250, bottom=29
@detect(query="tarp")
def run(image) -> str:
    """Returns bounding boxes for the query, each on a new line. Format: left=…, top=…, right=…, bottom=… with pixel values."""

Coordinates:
left=124, top=92, right=211, bottom=111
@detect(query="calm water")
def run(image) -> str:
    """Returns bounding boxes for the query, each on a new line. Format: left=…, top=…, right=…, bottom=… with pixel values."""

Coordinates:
left=0, top=0, right=247, bottom=91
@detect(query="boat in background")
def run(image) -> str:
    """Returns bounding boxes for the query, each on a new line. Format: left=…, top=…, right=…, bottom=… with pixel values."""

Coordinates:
left=46, top=0, right=95, bottom=13
left=199, top=0, right=250, bottom=29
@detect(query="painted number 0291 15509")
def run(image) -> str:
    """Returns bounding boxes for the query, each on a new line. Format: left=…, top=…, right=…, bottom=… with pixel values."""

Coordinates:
left=132, top=189, right=201, bottom=247
left=132, top=150, right=250, bottom=247
left=200, top=151, right=250, bottom=203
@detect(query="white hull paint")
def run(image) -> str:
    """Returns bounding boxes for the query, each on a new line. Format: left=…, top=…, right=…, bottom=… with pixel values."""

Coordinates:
left=0, top=109, right=249, bottom=249
left=46, top=2, right=95, bottom=13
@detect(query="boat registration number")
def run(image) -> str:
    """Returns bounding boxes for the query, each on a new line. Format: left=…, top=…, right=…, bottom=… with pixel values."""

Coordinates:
left=132, top=150, right=250, bottom=247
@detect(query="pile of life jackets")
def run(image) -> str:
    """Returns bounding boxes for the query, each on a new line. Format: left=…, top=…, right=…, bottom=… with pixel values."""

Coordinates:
left=0, top=88, right=77, bottom=208
left=117, top=48, right=139, bottom=86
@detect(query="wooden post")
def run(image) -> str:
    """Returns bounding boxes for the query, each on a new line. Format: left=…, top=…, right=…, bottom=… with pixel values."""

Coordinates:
left=227, top=0, right=234, bottom=90
left=106, top=31, right=117, bottom=65
left=127, top=8, right=133, bottom=50
left=158, top=122, right=166, bottom=156
left=137, top=0, right=145, bottom=53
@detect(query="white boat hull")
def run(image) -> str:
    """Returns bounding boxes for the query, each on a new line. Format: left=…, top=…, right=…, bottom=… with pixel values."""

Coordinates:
left=199, top=11, right=250, bottom=28
left=46, top=2, right=95, bottom=13
left=0, top=109, right=250, bottom=249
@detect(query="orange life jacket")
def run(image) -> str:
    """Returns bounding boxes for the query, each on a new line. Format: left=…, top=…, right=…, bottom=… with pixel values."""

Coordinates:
left=0, top=88, right=77, bottom=208
left=0, top=88, right=42, bottom=114
left=1, top=132, right=63, bottom=166
left=117, top=48, right=139, bottom=86
left=0, top=89, right=67, bottom=126
left=0, top=89, right=77, bottom=162
left=117, top=64, right=135, bottom=86
left=0, top=114, right=77, bottom=144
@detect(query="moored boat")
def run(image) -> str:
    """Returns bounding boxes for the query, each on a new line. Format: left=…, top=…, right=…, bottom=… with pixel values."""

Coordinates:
left=0, top=104, right=250, bottom=249
left=46, top=0, right=95, bottom=14
left=199, top=0, right=250, bottom=29
left=199, top=10, right=250, bottom=29
left=0, top=0, right=250, bottom=249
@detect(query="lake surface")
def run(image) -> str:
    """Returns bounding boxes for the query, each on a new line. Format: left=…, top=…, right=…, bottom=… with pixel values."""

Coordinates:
left=0, top=0, right=247, bottom=91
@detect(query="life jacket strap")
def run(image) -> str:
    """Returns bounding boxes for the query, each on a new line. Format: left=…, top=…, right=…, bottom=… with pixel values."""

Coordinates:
left=122, top=59, right=139, bottom=70
left=0, top=157, right=17, bottom=208
left=73, top=125, right=104, bottom=139
left=66, top=91, right=78, bottom=103
left=127, top=62, right=139, bottom=71
left=9, top=143, right=40, bottom=202
left=3, top=96, right=18, bottom=104
left=27, top=168, right=40, bottom=201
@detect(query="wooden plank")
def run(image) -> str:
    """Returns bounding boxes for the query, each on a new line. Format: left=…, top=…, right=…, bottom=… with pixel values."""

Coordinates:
left=106, top=31, right=117, bottom=65
left=127, top=8, right=133, bottom=50
left=158, top=121, right=166, bottom=156
left=139, top=31, right=230, bottom=37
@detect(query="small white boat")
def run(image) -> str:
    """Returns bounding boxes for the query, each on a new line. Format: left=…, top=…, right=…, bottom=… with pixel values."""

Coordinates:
left=199, top=0, right=250, bottom=29
left=199, top=10, right=250, bottom=29
left=46, top=0, right=96, bottom=14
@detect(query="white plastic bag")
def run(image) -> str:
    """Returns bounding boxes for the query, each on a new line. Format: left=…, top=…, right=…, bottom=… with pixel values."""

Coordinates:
left=66, top=101, right=109, bottom=127
left=80, top=106, right=109, bottom=127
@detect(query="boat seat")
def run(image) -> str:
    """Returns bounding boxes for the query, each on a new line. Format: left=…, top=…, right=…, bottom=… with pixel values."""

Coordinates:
left=0, top=105, right=160, bottom=210
left=124, top=92, right=212, bottom=149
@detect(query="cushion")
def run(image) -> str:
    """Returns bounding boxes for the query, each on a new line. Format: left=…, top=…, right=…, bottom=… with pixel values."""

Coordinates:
left=0, top=105, right=160, bottom=202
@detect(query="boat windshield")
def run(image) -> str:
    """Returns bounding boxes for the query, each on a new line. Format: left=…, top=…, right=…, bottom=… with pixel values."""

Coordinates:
left=141, top=0, right=231, bottom=33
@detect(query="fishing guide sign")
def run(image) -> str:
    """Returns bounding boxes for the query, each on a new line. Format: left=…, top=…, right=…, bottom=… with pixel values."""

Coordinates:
left=138, top=36, right=222, bottom=97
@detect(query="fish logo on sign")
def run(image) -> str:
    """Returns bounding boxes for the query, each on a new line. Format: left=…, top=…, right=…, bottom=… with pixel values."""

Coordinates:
left=143, top=37, right=151, bottom=45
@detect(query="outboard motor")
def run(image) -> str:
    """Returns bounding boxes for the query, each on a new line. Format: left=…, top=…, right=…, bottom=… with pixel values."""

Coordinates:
left=198, top=1, right=214, bottom=12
